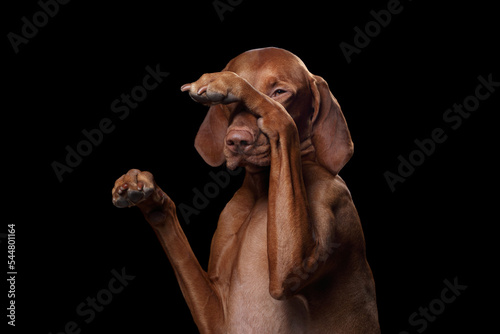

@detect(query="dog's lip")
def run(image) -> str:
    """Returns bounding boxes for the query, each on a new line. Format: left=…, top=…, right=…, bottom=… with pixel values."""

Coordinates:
left=225, top=148, right=270, bottom=158
left=224, top=144, right=271, bottom=168
left=224, top=141, right=270, bottom=156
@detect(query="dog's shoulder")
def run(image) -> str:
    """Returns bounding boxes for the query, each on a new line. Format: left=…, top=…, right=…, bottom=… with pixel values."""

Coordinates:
left=302, top=161, right=353, bottom=208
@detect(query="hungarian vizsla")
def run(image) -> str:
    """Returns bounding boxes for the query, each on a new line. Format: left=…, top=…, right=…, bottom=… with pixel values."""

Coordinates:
left=112, top=47, right=380, bottom=333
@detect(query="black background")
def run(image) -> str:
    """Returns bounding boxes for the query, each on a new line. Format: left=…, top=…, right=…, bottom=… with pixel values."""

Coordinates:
left=4, top=0, right=498, bottom=333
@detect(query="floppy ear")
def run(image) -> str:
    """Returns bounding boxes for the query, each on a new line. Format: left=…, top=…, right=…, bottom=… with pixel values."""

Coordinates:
left=310, top=75, right=354, bottom=175
left=194, top=104, right=228, bottom=167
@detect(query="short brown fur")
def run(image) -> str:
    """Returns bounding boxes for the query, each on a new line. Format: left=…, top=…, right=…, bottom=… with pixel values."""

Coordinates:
left=112, top=47, right=380, bottom=333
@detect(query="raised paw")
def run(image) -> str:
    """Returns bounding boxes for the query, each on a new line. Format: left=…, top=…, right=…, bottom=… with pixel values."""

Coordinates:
left=112, top=169, right=156, bottom=208
left=180, top=71, right=247, bottom=105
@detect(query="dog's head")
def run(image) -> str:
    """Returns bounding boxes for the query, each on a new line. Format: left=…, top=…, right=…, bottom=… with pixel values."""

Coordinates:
left=195, top=47, right=353, bottom=176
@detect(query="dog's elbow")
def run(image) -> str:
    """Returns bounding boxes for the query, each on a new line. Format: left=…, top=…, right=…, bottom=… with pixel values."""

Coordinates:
left=269, top=286, right=289, bottom=300
left=269, top=278, right=298, bottom=300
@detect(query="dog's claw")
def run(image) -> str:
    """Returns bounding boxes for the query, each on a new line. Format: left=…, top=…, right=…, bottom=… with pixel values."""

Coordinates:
left=197, top=86, right=208, bottom=95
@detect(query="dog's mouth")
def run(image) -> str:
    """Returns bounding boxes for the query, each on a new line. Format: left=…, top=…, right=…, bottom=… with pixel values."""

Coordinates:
left=225, top=150, right=271, bottom=170
left=223, top=128, right=271, bottom=170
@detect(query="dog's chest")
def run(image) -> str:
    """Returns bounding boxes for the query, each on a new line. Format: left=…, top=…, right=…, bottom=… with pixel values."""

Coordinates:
left=210, top=199, right=309, bottom=333
left=212, top=197, right=269, bottom=279
left=208, top=197, right=270, bottom=291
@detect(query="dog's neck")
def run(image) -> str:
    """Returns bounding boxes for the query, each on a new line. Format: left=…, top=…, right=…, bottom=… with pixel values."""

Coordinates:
left=300, top=137, right=314, bottom=155
left=241, top=137, right=316, bottom=197
left=300, top=137, right=316, bottom=162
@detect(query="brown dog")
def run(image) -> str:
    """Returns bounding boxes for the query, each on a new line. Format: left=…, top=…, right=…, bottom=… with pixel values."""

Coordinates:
left=112, top=47, right=380, bottom=333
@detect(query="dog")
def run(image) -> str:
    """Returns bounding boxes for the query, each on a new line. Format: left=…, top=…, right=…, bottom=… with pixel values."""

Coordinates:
left=112, top=47, right=380, bottom=333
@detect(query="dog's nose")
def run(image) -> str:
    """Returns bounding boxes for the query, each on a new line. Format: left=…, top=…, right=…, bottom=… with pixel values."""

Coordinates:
left=226, top=130, right=254, bottom=152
